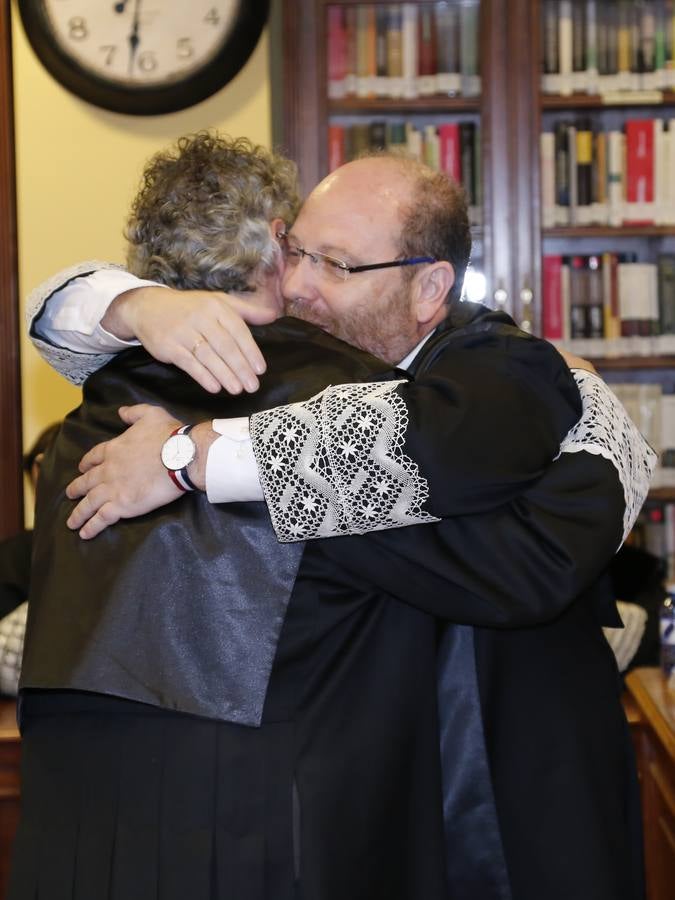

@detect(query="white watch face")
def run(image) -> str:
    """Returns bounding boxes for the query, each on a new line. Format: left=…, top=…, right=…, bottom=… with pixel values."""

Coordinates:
left=42, top=1, right=239, bottom=88
left=161, top=433, right=196, bottom=471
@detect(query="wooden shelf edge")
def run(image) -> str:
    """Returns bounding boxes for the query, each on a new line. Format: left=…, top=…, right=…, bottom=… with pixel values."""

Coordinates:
left=648, top=488, right=675, bottom=502
left=543, top=226, right=675, bottom=238
left=328, top=97, right=481, bottom=115
left=588, top=356, right=675, bottom=370
left=541, top=91, right=675, bottom=109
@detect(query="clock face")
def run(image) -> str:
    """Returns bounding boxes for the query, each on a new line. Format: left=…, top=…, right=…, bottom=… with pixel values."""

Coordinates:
left=18, top=0, right=270, bottom=115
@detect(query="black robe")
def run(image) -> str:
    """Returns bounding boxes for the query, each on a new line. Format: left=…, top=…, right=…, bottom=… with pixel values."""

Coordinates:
left=13, top=307, right=637, bottom=900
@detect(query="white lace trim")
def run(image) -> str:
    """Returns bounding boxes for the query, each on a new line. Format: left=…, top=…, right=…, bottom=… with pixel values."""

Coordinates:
left=26, top=260, right=123, bottom=385
left=559, top=370, right=657, bottom=545
left=0, top=601, right=27, bottom=697
left=250, top=380, right=440, bottom=542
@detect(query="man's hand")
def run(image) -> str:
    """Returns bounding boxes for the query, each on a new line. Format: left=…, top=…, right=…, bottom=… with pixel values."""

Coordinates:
left=557, top=347, right=598, bottom=375
left=66, top=404, right=184, bottom=540
left=102, top=287, right=278, bottom=394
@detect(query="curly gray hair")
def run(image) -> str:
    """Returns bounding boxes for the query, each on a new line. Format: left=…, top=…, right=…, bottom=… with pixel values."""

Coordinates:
left=125, top=132, right=301, bottom=293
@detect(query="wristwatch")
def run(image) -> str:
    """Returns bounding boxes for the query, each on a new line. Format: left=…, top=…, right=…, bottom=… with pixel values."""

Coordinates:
left=161, top=424, right=198, bottom=492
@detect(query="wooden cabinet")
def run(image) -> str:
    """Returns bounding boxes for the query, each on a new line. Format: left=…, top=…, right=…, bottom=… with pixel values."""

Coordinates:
left=626, top=668, right=675, bottom=900
left=0, top=700, right=20, bottom=900
left=276, top=0, right=675, bottom=337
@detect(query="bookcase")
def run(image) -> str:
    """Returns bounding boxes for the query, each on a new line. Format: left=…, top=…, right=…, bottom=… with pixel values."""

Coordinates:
left=276, top=0, right=675, bottom=576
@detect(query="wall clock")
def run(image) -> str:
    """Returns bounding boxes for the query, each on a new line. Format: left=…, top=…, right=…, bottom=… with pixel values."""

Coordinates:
left=17, top=1, right=270, bottom=115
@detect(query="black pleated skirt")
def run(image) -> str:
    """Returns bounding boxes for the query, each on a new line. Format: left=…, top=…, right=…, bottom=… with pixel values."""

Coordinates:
left=8, top=691, right=297, bottom=900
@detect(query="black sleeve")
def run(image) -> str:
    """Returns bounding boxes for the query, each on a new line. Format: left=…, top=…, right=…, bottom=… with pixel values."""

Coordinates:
left=399, top=332, right=581, bottom=515
left=316, top=452, right=625, bottom=628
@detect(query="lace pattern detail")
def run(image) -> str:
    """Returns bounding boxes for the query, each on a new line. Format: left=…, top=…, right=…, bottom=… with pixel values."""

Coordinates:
left=26, top=260, right=124, bottom=385
left=250, top=380, right=440, bottom=542
left=560, top=370, right=657, bottom=545
left=0, top=602, right=26, bottom=696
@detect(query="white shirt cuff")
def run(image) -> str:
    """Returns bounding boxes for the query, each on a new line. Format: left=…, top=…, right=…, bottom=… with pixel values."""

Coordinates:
left=35, top=269, right=165, bottom=352
left=206, top=417, right=263, bottom=503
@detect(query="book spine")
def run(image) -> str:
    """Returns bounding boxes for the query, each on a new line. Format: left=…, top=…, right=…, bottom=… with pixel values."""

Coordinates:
left=375, top=5, right=389, bottom=96
left=435, top=1, right=460, bottom=95
left=541, top=131, right=556, bottom=229
left=607, top=129, right=624, bottom=227
left=572, top=0, right=587, bottom=92
left=459, top=0, right=481, bottom=96
left=576, top=118, right=593, bottom=223
left=402, top=3, right=419, bottom=99
left=345, top=7, right=358, bottom=96
left=569, top=255, right=588, bottom=338
left=542, top=0, right=560, bottom=93
left=586, top=0, right=598, bottom=93
left=438, top=121, right=461, bottom=182
left=592, top=129, right=607, bottom=224
left=624, top=118, right=655, bottom=224
left=555, top=121, right=570, bottom=224
left=542, top=255, right=564, bottom=340
left=327, top=6, right=347, bottom=99
left=659, top=254, right=675, bottom=333
left=417, top=4, right=437, bottom=96
left=460, top=121, right=476, bottom=205
left=587, top=254, right=604, bottom=338
left=559, top=2, right=574, bottom=95
left=387, top=5, right=404, bottom=98
left=368, top=119, right=387, bottom=151
left=328, top=123, right=345, bottom=171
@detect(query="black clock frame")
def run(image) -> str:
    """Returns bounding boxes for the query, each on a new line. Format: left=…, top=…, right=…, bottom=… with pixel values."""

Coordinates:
left=17, top=0, right=270, bottom=115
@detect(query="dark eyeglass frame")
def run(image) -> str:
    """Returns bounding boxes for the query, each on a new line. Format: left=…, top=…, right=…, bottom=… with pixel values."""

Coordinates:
left=276, top=230, right=436, bottom=280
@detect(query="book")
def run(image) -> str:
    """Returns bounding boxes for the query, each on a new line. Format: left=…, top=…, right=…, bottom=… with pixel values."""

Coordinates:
left=542, top=254, right=564, bottom=339
left=459, top=0, right=481, bottom=96
left=386, top=5, right=404, bottom=98
left=402, top=3, right=419, bottom=99
left=328, top=124, right=345, bottom=171
left=435, top=1, right=460, bottom=95
left=576, top=117, right=593, bottom=223
left=559, top=1, right=574, bottom=95
left=327, top=6, right=347, bottom=99
left=659, top=253, right=675, bottom=333
left=624, top=118, right=655, bottom=224
left=417, top=4, right=437, bottom=96
left=541, top=131, right=556, bottom=228
left=439, top=122, right=461, bottom=181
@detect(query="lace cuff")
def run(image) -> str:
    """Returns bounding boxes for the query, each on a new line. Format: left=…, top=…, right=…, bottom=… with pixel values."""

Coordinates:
left=559, top=370, right=657, bottom=545
left=250, top=380, right=440, bottom=542
left=26, top=260, right=124, bottom=385
left=0, top=602, right=27, bottom=697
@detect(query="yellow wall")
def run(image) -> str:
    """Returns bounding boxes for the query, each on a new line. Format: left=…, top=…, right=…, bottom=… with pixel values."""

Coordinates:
left=11, top=5, right=272, bottom=456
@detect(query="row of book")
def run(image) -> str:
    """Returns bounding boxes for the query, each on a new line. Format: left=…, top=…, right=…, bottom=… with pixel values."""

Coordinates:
left=328, top=119, right=482, bottom=220
left=611, top=383, right=675, bottom=491
left=541, top=0, right=675, bottom=95
left=540, top=117, right=675, bottom=227
left=327, top=2, right=480, bottom=100
left=542, top=253, right=675, bottom=343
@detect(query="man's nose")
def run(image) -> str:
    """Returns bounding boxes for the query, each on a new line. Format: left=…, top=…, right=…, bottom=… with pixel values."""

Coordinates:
left=281, top=255, right=321, bottom=301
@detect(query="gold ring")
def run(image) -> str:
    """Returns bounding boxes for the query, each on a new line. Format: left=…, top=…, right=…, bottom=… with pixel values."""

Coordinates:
left=191, top=338, right=205, bottom=355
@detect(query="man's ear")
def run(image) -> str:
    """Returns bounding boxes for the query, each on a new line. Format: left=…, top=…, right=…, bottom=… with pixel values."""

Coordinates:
left=269, top=217, right=287, bottom=240
left=413, top=261, right=455, bottom=325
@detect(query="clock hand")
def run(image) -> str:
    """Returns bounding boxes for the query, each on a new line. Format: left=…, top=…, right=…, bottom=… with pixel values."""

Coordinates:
left=127, top=0, right=143, bottom=76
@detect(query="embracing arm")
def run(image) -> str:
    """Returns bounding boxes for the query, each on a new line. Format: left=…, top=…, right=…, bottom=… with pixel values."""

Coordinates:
left=26, top=264, right=272, bottom=392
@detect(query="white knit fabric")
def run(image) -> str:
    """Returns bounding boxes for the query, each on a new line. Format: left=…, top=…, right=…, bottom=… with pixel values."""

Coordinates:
left=250, top=380, right=440, bottom=542
left=603, top=601, right=648, bottom=673
left=26, top=260, right=125, bottom=385
left=560, top=370, right=657, bottom=545
left=0, top=602, right=27, bottom=696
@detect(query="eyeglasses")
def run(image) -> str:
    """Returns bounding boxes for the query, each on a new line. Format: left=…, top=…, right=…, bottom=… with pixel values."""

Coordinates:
left=277, top=231, right=436, bottom=283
